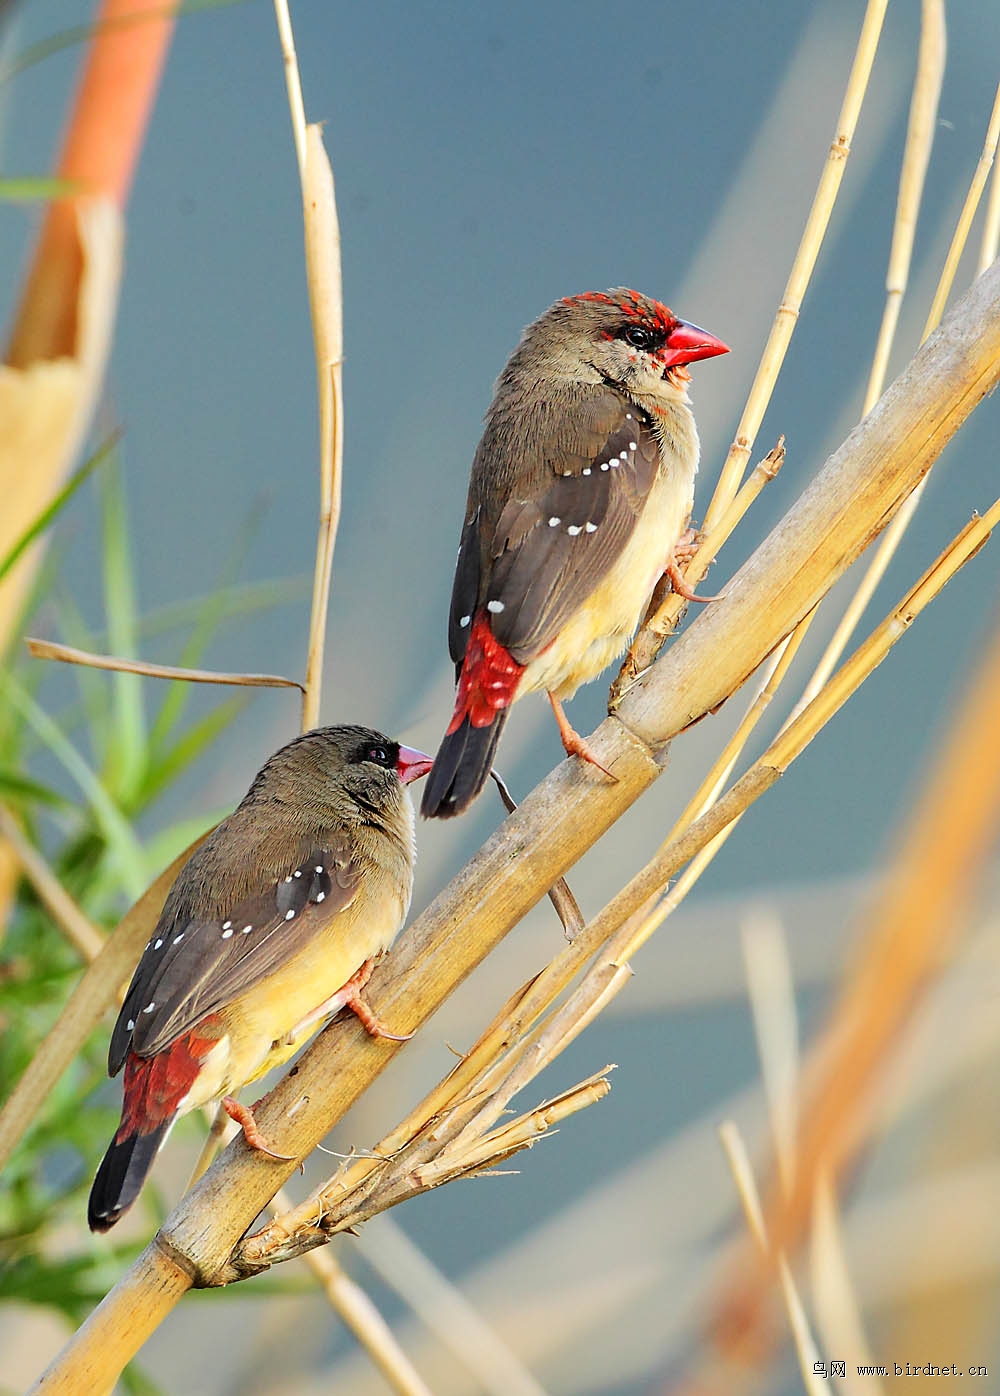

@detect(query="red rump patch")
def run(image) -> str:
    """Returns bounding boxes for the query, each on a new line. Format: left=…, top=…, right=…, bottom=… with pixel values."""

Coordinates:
left=448, top=612, right=525, bottom=732
left=117, top=1021, right=223, bottom=1140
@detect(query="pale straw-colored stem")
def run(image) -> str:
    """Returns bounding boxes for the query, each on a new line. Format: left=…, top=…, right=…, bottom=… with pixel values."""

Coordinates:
left=300, top=125, right=344, bottom=731
left=922, top=79, right=1000, bottom=336
left=272, top=0, right=307, bottom=177
left=703, top=0, right=889, bottom=531
left=26, top=637, right=305, bottom=699
left=0, top=803, right=105, bottom=963
left=718, top=1122, right=826, bottom=1396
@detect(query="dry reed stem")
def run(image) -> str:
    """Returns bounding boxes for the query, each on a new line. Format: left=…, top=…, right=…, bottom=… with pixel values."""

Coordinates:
left=979, top=133, right=1000, bottom=274
left=265, top=1187, right=435, bottom=1396
left=623, top=0, right=890, bottom=678
left=718, top=1123, right=825, bottom=1396
left=0, top=804, right=105, bottom=963
left=300, top=125, right=345, bottom=731
left=359, top=1217, right=552, bottom=1396
left=242, top=494, right=999, bottom=1274
left=809, top=1178, right=885, bottom=1396
left=272, top=0, right=307, bottom=176
left=704, top=0, right=888, bottom=527
left=741, top=912, right=798, bottom=1197
left=865, top=0, right=945, bottom=410
left=26, top=637, right=306, bottom=696
left=704, top=544, right=1000, bottom=1380
left=922, top=79, right=1000, bottom=337
left=27, top=267, right=1000, bottom=1393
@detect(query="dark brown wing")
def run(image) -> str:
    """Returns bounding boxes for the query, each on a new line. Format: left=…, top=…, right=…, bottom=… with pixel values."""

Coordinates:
left=109, top=841, right=360, bottom=1072
left=448, top=389, right=660, bottom=667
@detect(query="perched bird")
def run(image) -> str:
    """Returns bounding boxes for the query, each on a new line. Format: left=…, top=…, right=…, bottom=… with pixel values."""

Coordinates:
left=421, top=288, right=729, bottom=819
left=88, top=725, right=432, bottom=1232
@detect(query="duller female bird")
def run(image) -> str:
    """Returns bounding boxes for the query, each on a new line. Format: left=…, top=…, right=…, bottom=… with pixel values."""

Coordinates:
left=421, top=288, right=729, bottom=819
left=89, top=725, right=432, bottom=1232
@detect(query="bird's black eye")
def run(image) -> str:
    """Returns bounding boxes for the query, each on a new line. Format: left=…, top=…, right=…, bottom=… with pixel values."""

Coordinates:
left=366, top=745, right=392, bottom=767
left=623, top=325, right=655, bottom=349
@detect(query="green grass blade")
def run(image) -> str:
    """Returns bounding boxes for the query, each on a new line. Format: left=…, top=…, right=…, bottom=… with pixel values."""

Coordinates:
left=0, top=431, right=120, bottom=587
left=142, top=695, right=246, bottom=808
left=1, top=675, right=146, bottom=898
left=99, top=459, right=147, bottom=806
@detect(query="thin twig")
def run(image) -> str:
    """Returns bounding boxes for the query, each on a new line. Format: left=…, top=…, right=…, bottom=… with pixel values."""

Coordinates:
left=705, top=0, right=889, bottom=528
left=490, top=770, right=585, bottom=938
left=26, top=637, right=305, bottom=694
left=0, top=803, right=105, bottom=963
left=717, top=1122, right=826, bottom=1396
left=272, top=0, right=306, bottom=176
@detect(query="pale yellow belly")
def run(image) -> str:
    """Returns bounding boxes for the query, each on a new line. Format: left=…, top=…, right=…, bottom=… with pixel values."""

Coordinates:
left=520, top=465, right=694, bottom=700
left=175, top=885, right=407, bottom=1114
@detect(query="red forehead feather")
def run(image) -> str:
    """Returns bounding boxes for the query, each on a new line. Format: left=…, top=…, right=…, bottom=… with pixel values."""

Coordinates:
left=564, top=289, right=677, bottom=332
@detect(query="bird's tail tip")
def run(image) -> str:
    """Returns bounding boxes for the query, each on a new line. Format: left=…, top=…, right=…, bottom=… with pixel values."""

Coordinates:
left=421, top=712, right=508, bottom=819
left=88, top=1121, right=172, bottom=1233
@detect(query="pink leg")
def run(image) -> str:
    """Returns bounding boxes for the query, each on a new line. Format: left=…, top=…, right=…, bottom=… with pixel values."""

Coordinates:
left=665, top=528, right=725, bottom=603
left=222, top=1096, right=294, bottom=1160
left=340, top=959, right=413, bottom=1042
left=548, top=693, right=617, bottom=780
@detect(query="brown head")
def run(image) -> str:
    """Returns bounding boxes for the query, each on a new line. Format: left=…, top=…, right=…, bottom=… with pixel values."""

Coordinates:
left=165, top=726, right=433, bottom=922
left=497, top=287, right=729, bottom=409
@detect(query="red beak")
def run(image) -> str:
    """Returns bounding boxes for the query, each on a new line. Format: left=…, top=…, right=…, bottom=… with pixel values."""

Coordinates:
left=659, top=319, right=730, bottom=370
left=397, top=745, right=434, bottom=785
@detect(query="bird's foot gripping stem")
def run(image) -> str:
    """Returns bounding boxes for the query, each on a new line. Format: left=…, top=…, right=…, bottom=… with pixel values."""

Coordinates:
left=222, top=1096, right=294, bottom=1161
left=665, top=527, right=725, bottom=603
left=548, top=693, right=617, bottom=780
left=340, top=959, right=414, bottom=1042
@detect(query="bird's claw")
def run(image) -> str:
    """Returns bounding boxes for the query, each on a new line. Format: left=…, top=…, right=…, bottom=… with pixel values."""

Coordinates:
left=222, top=1096, right=295, bottom=1161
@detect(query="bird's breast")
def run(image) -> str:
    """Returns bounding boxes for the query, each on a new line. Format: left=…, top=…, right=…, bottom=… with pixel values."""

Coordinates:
left=521, top=439, right=697, bottom=699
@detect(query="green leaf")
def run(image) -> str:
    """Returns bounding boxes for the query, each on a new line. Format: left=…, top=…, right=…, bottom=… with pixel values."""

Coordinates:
left=139, top=576, right=309, bottom=641
left=0, top=431, right=120, bottom=587
left=99, top=459, right=147, bottom=806
left=141, top=695, right=246, bottom=808
left=0, top=768, right=73, bottom=810
left=0, top=674, right=147, bottom=899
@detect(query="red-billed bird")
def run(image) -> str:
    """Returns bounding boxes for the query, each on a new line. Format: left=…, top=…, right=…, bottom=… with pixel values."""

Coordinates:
left=421, top=288, right=729, bottom=819
left=88, top=726, right=432, bottom=1232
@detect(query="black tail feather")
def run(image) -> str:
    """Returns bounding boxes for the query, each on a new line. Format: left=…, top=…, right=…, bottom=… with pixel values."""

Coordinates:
left=88, top=1121, right=173, bottom=1233
left=421, top=712, right=508, bottom=819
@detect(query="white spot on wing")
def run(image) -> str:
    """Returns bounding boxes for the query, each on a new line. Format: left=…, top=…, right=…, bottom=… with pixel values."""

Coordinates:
left=582, top=467, right=591, bottom=475
left=600, top=462, right=610, bottom=471
left=314, top=865, right=324, bottom=873
left=222, top=921, right=232, bottom=930
left=154, top=939, right=163, bottom=950
left=487, top=599, right=505, bottom=613
left=548, top=516, right=560, bottom=526
left=173, top=933, right=184, bottom=945
left=222, top=927, right=234, bottom=939
left=285, top=909, right=296, bottom=921
left=585, top=522, right=598, bottom=533
left=294, top=870, right=302, bottom=877
left=567, top=525, right=582, bottom=536
left=316, top=891, right=326, bottom=902
left=241, top=924, right=253, bottom=934
left=459, top=615, right=471, bottom=627
left=127, top=1018, right=135, bottom=1031
left=143, top=1002, right=155, bottom=1013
